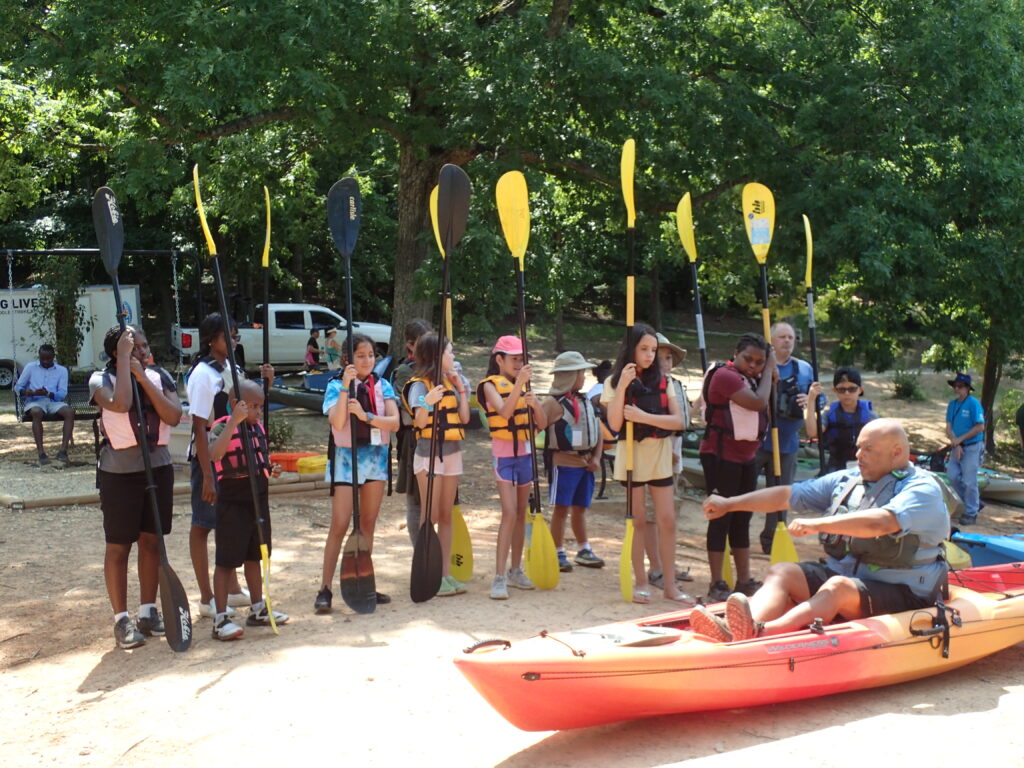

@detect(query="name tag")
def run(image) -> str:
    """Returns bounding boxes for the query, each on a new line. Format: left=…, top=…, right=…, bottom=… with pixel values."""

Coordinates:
left=572, top=429, right=583, bottom=446
left=370, top=428, right=383, bottom=446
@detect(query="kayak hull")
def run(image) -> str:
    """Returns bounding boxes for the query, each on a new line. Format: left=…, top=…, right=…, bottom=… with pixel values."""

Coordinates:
left=953, top=531, right=1024, bottom=567
left=454, top=564, right=1024, bottom=731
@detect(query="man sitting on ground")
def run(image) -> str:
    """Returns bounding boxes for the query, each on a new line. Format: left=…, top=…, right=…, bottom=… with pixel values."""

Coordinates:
left=16, top=344, right=75, bottom=465
left=692, top=418, right=949, bottom=642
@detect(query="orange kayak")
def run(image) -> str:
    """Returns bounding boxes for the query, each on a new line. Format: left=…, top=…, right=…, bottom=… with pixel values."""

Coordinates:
left=454, top=564, right=1024, bottom=731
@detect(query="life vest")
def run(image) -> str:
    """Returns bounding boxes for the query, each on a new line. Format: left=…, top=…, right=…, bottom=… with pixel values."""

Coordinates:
left=185, top=355, right=241, bottom=422
left=402, top=376, right=465, bottom=442
left=97, top=367, right=171, bottom=450
left=820, top=468, right=942, bottom=568
left=823, top=400, right=874, bottom=470
left=547, top=391, right=600, bottom=453
left=624, top=372, right=672, bottom=441
left=701, top=361, right=768, bottom=451
left=210, top=416, right=269, bottom=481
left=477, top=375, right=532, bottom=448
left=329, top=374, right=395, bottom=447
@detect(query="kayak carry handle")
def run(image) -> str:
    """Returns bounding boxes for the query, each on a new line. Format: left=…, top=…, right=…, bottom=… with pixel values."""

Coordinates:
left=463, top=639, right=511, bottom=654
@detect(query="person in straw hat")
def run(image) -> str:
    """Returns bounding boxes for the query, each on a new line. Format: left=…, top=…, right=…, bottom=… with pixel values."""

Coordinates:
left=540, top=351, right=605, bottom=571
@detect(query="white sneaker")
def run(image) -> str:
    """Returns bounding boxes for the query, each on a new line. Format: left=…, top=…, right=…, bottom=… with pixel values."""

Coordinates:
left=490, top=574, right=509, bottom=600
left=212, top=616, right=244, bottom=641
left=507, top=566, right=535, bottom=590
left=199, top=598, right=236, bottom=619
left=227, top=588, right=251, bottom=608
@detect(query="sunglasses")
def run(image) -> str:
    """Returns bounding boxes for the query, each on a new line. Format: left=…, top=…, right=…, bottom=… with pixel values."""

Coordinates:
left=834, top=385, right=860, bottom=394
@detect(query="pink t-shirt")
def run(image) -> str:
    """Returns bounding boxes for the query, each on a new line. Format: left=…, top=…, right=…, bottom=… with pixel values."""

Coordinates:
left=699, top=363, right=766, bottom=464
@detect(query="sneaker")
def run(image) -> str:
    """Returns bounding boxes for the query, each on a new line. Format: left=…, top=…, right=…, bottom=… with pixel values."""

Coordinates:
left=574, top=549, right=605, bottom=568
left=199, top=598, right=236, bottom=619
left=136, top=610, right=165, bottom=637
left=314, top=586, right=333, bottom=614
left=438, top=576, right=463, bottom=597
left=507, top=566, right=534, bottom=590
left=212, top=616, right=244, bottom=641
left=375, top=591, right=392, bottom=604
left=227, top=588, right=251, bottom=608
left=490, top=574, right=509, bottom=600
left=649, top=570, right=665, bottom=589
left=735, top=578, right=762, bottom=597
left=445, top=576, right=467, bottom=595
left=689, top=605, right=733, bottom=642
left=38, top=453, right=50, bottom=466
left=56, top=450, right=69, bottom=462
left=246, top=604, right=289, bottom=626
left=114, top=615, right=145, bottom=649
left=726, top=593, right=764, bottom=641
left=557, top=551, right=574, bottom=572
left=707, top=580, right=731, bottom=603
left=958, top=514, right=978, bottom=526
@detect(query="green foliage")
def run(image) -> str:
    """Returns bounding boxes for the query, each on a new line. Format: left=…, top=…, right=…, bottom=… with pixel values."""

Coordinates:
left=892, top=370, right=927, bottom=402
left=26, top=254, right=91, bottom=368
left=995, top=388, right=1024, bottom=437
left=266, top=417, right=294, bottom=452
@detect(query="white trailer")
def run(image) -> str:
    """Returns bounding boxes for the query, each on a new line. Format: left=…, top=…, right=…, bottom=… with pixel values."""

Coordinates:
left=0, top=284, right=142, bottom=387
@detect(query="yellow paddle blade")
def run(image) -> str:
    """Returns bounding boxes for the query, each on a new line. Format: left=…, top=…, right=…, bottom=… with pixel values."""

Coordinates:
left=741, top=182, right=775, bottom=265
left=769, top=521, right=799, bottom=565
left=262, top=186, right=271, bottom=269
left=676, top=192, right=698, bottom=263
left=192, top=164, right=217, bottom=257
left=942, top=540, right=972, bottom=571
left=450, top=503, right=473, bottom=582
left=495, top=171, right=530, bottom=271
left=802, top=213, right=813, bottom=288
left=619, top=519, right=634, bottom=602
left=260, top=544, right=278, bottom=635
left=525, top=511, right=559, bottom=590
left=721, top=539, right=734, bottom=590
left=620, top=139, right=636, bottom=229
left=429, top=185, right=444, bottom=257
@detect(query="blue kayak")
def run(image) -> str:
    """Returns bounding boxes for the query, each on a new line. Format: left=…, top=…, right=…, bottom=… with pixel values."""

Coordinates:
left=952, top=531, right=1024, bottom=567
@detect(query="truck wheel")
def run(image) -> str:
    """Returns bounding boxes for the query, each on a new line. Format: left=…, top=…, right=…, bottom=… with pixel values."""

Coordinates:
left=0, top=364, right=14, bottom=389
left=235, top=346, right=246, bottom=370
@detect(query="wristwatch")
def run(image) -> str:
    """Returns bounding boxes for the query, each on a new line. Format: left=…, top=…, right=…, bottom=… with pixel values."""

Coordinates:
left=367, top=412, right=375, bottom=423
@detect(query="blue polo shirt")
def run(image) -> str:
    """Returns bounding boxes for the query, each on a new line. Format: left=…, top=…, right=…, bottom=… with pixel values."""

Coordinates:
left=946, top=395, right=984, bottom=446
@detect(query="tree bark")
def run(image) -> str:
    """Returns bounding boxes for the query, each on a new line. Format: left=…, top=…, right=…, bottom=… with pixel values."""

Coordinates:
left=389, top=141, right=442, bottom=354
left=981, top=332, right=1002, bottom=453
left=648, top=265, right=662, bottom=330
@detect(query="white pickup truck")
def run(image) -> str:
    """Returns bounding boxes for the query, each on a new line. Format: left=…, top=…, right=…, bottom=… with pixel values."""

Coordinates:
left=171, top=303, right=391, bottom=371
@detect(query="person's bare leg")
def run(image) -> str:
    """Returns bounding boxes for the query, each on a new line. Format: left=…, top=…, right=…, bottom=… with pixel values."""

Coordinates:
left=761, top=576, right=862, bottom=635
left=749, top=562, right=811, bottom=622
left=137, top=532, right=159, bottom=605
left=494, top=481, right=518, bottom=575
left=105, top=542, right=131, bottom=613
left=320, top=487, right=353, bottom=587
left=190, top=525, right=214, bottom=604
left=509, top=483, right=530, bottom=571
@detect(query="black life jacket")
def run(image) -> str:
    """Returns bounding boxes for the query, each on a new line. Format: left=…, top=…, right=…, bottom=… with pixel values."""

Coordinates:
left=625, top=372, right=671, bottom=441
left=701, top=361, right=768, bottom=453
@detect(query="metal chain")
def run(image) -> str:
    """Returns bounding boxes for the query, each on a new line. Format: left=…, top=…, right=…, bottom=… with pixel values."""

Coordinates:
left=7, top=251, right=20, bottom=400
left=170, top=250, right=184, bottom=378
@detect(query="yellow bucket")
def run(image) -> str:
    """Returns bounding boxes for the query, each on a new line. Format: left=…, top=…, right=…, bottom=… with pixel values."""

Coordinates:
left=295, top=454, right=328, bottom=475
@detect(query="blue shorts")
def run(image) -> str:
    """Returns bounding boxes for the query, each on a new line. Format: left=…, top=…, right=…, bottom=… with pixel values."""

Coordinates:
left=549, top=465, right=595, bottom=508
left=493, top=454, right=533, bottom=486
left=190, top=458, right=219, bottom=529
left=326, top=444, right=389, bottom=485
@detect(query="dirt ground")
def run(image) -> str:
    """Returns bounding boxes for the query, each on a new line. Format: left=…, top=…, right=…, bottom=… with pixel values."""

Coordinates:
left=2, top=344, right=1024, bottom=767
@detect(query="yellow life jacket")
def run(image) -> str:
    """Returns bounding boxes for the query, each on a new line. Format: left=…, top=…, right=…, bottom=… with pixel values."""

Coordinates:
left=476, top=374, right=532, bottom=445
left=402, top=376, right=465, bottom=442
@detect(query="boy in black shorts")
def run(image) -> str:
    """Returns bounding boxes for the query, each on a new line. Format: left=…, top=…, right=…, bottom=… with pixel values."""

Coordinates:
left=208, top=379, right=288, bottom=640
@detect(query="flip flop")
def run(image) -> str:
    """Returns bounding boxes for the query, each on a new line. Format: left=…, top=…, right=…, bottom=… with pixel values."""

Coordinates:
left=632, top=588, right=651, bottom=605
left=664, top=592, right=697, bottom=606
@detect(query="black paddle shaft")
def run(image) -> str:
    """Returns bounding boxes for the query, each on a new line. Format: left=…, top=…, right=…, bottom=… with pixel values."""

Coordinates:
left=210, top=258, right=270, bottom=549
left=806, top=284, right=826, bottom=474
left=758, top=264, right=780, bottom=487
left=690, top=260, right=709, bottom=373
left=343, top=250, right=362, bottom=531
left=515, top=268, right=543, bottom=516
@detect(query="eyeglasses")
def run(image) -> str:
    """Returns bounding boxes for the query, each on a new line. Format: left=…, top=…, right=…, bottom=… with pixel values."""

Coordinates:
left=230, top=334, right=241, bottom=342
left=834, top=385, right=859, bottom=394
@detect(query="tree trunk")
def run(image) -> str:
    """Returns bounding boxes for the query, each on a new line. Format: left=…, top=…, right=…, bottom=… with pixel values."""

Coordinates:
left=981, top=333, right=1002, bottom=453
left=648, top=265, right=662, bottom=330
left=389, top=142, right=443, bottom=355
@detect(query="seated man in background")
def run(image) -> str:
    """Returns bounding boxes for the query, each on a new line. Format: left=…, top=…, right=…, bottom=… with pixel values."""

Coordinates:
left=16, top=344, right=75, bottom=465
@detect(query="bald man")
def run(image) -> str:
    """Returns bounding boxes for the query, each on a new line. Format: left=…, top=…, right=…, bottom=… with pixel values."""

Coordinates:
left=692, top=419, right=950, bottom=642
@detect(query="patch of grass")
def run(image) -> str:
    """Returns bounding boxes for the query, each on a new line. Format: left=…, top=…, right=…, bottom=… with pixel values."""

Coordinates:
left=892, top=369, right=927, bottom=401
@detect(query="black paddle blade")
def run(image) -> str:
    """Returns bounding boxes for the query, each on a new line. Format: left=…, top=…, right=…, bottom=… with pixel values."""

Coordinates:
left=92, top=187, right=125, bottom=278
left=436, top=164, right=471, bottom=255
left=340, top=530, right=377, bottom=614
left=327, top=178, right=362, bottom=257
left=158, top=564, right=193, bottom=652
left=410, top=521, right=443, bottom=603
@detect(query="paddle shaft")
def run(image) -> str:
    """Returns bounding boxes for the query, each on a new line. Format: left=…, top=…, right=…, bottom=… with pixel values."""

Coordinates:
left=758, top=264, right=781, bottom=483
left=343, top=254, right=362, bottom=531
left=690, top=261, right=708, bottom=373
left=806, top=283, right=826, bottom=474
left=422, top=249, right=452, bottom=536
left=262, top=268, right=270, bottom=427
left=514, top=268, right=543, bottom=516
left=625, top=228, right=635, bottom=519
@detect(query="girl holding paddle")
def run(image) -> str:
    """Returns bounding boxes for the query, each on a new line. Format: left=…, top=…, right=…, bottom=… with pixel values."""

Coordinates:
left=91, top=325, right=182, bottom=649
left=401, top=332, right=470, bottom=597
left=477, top=335, right=548, bottom=600
left=602, top=323, right=692, bottom=605
left=699, top=333, right=775, bottom=603
left=316, top=333, right=400, bottom=612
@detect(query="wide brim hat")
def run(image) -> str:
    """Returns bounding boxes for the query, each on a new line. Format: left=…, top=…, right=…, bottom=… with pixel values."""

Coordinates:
left=549, top=351, right=595, bottom=395
left=948, top=372, right=974, bottom=391
left=656, top=333, right=687, bottom=368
